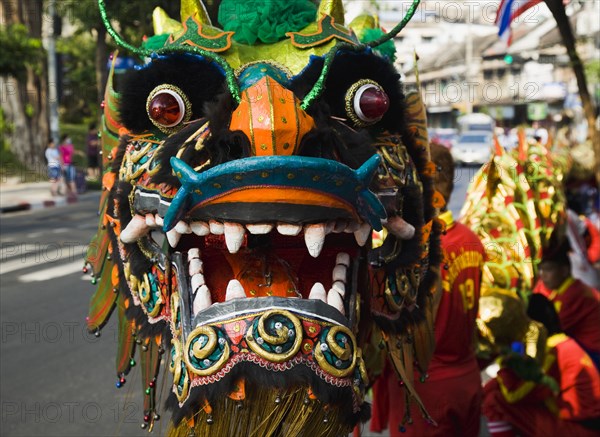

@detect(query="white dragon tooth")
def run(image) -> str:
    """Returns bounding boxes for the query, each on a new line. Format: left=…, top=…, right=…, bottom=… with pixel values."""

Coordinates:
left=145, top=213, right=156, bottom=227
left=155, top=215, right=164, bottom=227
left=191, top=273, right=206, bottom=292
left=345, top=222, right=361, bottom=233
left=308, top=282, right=327, bottom=302
left=336, top=252, right=350, bottom=267
left=333, top=220, right=348, bottom=233
left=166, top=228, right=181, bottom=248
left=225, top=279, right=246, bottom=301
left=175, top=220, right=192, bottom=234
left=120, top=215, right=149, bottom=243
left=331, top=280, right=346, bottom=297
left=354, top=223, right=371, bottom=247
left=224, top=222, right=245, bottom=253
left=332, top=265, right=347, bottom=283
left=385, top=216, right=416, bottom=240
left=277, top=223, right=302, bottom=236
left=192, top=285, right=212, bottom=315
left=188, top=258, right=203, bottom=276
left=190, top=221, right=210, bottom=236
left=209, top=220, right=224, bottom=235
left=304, top=223, right=326, bottom=258
left=246, top=223, right=273, bottom=234
left=327, top=289, right=345, bottom=315
left=188, top=248, right=200, bottom=259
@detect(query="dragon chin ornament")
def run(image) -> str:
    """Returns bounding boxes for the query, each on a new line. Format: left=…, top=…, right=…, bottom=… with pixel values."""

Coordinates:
left=85, top=0, right=443, bottom=435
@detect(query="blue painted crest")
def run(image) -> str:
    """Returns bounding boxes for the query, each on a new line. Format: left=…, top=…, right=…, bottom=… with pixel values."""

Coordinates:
left=164, top=154, right=386, bottom=232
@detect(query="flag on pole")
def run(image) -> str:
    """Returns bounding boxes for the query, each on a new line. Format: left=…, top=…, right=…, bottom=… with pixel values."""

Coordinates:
left=511, top=0, right=542, bottom=21
left=495, top=0, right=544, bottom=46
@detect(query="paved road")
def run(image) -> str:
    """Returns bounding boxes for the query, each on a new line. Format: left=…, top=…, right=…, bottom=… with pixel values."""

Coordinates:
left=0, top=169, right=476, bottom=437
left=0, top=193, right=158, bottom=437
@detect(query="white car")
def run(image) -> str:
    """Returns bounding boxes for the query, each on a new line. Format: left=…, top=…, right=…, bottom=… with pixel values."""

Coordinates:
left=451, top=131, right=493, bottom=166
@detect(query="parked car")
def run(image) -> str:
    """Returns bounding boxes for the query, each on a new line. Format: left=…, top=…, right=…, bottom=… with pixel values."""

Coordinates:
left=451, top=131, right=493, bottom=165
left=430, top=128, right=458, bottom=149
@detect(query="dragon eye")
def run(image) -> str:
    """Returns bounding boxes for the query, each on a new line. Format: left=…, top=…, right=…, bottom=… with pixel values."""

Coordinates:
left=345, top=80, right=389, bottom=126
left=146, top=85, right=191, bottom=132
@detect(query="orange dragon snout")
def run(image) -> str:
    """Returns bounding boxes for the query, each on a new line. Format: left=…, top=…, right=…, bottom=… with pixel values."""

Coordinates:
left=229, top=76, right=315, bottom=156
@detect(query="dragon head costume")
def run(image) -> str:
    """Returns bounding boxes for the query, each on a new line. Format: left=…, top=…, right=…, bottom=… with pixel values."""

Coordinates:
left=85, top=0, right=443, bottom=434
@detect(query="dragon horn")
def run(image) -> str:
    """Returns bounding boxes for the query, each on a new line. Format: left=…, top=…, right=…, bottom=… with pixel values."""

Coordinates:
left=152, top=7, right=184, bottom=35
left=367, top=0, right=421, bottom=48
left=318, top=0, right=345, bottom=25
left=180, top=0, right=212, bottom=25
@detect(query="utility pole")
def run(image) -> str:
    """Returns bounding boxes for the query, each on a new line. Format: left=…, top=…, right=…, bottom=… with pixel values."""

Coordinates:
left=47, top=0, right=60, bottom=145
left=465, top=8, right=473, bottom=114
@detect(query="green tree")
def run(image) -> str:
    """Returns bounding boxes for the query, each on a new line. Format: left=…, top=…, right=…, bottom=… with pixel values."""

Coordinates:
left=57, top=0, right=180, bottom=119
left=57, top=33, right=99, bottom=122
left=0, top=0, right=48, bottom=169
left=0, top=24, right=44, bottom=80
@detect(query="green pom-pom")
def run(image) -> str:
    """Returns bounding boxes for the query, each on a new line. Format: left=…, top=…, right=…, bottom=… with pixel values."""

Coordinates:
left=360, top=28, right=397, bottom=62
left=218, top=0, right=316, bottom=45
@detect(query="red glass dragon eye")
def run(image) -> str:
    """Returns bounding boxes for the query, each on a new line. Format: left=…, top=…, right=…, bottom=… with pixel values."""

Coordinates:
left=351, top=82, right=389, bottom=124
left=146, top=86, right=189, bottom=130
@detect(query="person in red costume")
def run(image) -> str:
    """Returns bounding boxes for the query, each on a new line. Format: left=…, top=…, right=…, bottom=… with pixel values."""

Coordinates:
left=483, top=294, right=600, bottom=437
left=533, top=241, right=600, bottom=370
left=370, top=143, right=485, bottom=436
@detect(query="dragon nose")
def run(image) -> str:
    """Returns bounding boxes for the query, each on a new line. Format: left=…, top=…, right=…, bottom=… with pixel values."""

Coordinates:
left=229, top=76, right=315, bottom=156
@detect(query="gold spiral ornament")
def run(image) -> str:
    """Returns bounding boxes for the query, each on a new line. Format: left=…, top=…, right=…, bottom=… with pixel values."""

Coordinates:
left=245, top=310, right=303, bottom=363
left=184, top=326, right=230, bottom=376
left=137, top=273, right=162, bottom=317
left=169, top=338, right=190, bottom=402
left=139, top=274, right=151, bottom=304
left=314, top=325, right=357, bottom=377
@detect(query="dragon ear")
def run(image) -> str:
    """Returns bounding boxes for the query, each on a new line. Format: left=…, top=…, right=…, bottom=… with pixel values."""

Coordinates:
left=152, top=7, right=183, bottom=35
left=348, top=14, right=377, bottom=38
left=180, top=0, right=212, bottom=25
left=318, top=0, right=345, bottom=25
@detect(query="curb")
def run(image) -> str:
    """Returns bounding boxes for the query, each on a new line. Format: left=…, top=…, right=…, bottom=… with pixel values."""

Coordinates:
left=1, top=195, right=79, bottom=214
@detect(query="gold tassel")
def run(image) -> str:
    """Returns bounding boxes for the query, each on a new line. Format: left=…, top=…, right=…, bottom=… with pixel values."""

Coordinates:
left=168, top=386, right=353, bottom=437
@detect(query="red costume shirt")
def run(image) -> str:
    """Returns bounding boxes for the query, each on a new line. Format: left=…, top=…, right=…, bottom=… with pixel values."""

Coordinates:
left=533, top=277, right=600, bottom=355
left=428, top=211, right=486, bottom=380
left=483, top=334, right=600, bottom=436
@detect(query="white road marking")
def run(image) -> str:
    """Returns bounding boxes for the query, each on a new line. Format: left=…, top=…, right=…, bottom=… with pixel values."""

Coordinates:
left=0, top=245, right=87, bottom=275
left=18, top=260, right=84, bottom=282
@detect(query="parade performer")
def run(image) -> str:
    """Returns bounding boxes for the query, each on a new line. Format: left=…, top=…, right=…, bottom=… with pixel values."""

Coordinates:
left=483, top=294, right=600, bottom=437
left=84, top=1, right=443, bottom=435
left=370, top=144, right=484, bottom=436
left=533, top=241, right=600, bottom=369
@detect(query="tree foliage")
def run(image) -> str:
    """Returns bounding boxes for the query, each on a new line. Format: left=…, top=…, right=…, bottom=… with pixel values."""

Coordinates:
left=57, top=33, right=99, bottom=123
left=0, top=24, right=44, bottom=81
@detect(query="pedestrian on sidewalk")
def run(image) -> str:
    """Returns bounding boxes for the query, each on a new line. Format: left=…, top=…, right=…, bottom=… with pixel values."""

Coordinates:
left=45, top=138, right=62, bottom=196
left=58, top=134, right=77, bottom=199
left=86, top=124, right=100, bottom=180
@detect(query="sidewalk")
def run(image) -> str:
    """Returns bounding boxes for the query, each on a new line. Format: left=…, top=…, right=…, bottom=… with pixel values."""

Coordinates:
left=0, top=177, right=91, bottom=214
